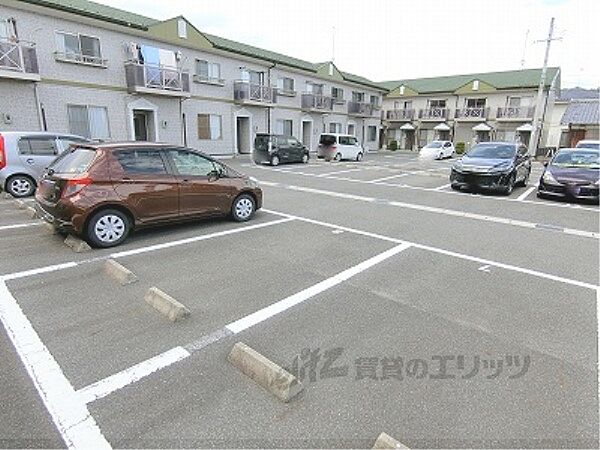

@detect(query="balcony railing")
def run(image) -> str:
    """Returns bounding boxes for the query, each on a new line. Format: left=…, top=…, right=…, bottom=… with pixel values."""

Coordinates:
left=497, top=106, right=535, bottom=119
left=125, top=61, right=190, bottom=97
left=193, top=74, right=225, bottom=86
left=386, top=109, right=415, bottom=121
left=301, top=93, right=334, bottom=112
left=455, top=107, right=489, bottom=119
left=348, top=101, right=374, bottom=117
left=419, top=108, right=449, bottom=120
left=0, top=39, right=40, bottom=81
left=234, top=81, right=277, bottom=104
left=54, top=51, right=107, bottom=67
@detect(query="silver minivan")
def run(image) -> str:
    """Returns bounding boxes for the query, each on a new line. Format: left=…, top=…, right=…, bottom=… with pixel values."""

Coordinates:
left=0, top=132, right=88, bottom=197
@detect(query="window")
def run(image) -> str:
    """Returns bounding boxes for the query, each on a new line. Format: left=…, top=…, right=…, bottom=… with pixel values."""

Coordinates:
left=370, top=95, right=379, bottom=107
left=331, top=87, right=344, bottom=101
left=277, top=77, right=295, bottom=94
left=329, top=123, right=342, bottom=133
left=55, top=31, right=104, bottom=65
left=168, top=149, right=216, bottom=176
left=403, top=100, right=412, bottom=110
left=472, top=80, right=480, bottom=90
left=306, top=82, right=323, bottom=95
left=177, top=19, right=187, bottom=39
left=428, top=100, right=446, bottom=109
left=367, top=126, right=377, bottom=142
left=196, top=60, right=222, bottom=83
left=347, top=124, right=355, bottom=135
left=352, top=92, right=365, bottom=102
left=57, top=136, right=89, bottom=152
left=17, top=137, right=58, bottom=156
left=241, top=69, right=264, bottom=85
left=49, top=147, right=96, bottom=174
left=276, top=119, right=293, bottom=137
left=399, top=86, right=405, bottom=95
left=339, top=136, right=358, bottom=145
left=466, top=98, right=486, bottom=108
left=197, top=114, right=222, bottom=140
left=115, top=149, right=167, bottom=174
left=67, top=105, right=110, bottom=140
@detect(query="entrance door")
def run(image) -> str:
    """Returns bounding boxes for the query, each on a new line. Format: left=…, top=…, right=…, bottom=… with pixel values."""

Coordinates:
left=236, top=117, right=251, bottom=154
left=133, top=111, right=149, bottom=141
left=302, top=121, right=312, bottom=150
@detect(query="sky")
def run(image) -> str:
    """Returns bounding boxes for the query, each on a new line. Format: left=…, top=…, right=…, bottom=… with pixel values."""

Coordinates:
left=97, top=0, right=599, bottom=88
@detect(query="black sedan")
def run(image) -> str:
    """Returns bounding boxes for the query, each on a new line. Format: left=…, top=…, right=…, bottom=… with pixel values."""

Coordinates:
left=537, top=148, right=599, bottom=202
left=450, top=142, right=531, bottom=195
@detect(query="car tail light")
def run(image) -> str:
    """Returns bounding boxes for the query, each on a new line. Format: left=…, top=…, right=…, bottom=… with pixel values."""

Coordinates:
left=0, top=134, right=5, bottom=170
left=61, top=176, right=92, bottom=198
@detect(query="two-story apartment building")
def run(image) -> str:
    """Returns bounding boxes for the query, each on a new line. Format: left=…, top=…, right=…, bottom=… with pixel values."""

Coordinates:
left=380, top=68, right=561, bottom=151
left=0, top=0, right=385, bottom=156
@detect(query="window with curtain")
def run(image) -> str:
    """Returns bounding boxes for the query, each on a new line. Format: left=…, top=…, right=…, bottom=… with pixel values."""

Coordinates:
left=367, top=126, right=377, bottom=141
left=67, top=105, right=110, bottom=140
left=331, top=87, right=344, bottom=101
left=198, top=114, right=222, bottom=140
left=196, top=60, right=221, bottom=82
left=55, top=32, right=103, bottom=65
left=352, top=92, right=365, bottom=102
left=277, top=77, right=295, bottom=94
left=329, top=123, right=342, bottom=133
left=275, top=119, right=293, bottom=136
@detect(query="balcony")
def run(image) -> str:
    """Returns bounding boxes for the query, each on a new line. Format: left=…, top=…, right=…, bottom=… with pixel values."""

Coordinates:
left=419, top=108, right=449, bottom=120
left=386, top=109, right=415, bottom=121
left=348, top=101, right=374, bottom=117
left=301, top=93, right=334, bottom=112
left=234, top=81, right=277, bottom=105
left=455, top=107, right=489, bottom=121
left=193, top=74, right=225, bottom=86
left=124, top=61, right=190, bottom=97
left=496, top=106, right=535, bottom=120
left=0, top=39, right=40, bottom=81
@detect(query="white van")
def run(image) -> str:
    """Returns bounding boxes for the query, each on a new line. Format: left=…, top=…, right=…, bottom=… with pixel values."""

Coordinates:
left=317, top=133, right=365, bottom=162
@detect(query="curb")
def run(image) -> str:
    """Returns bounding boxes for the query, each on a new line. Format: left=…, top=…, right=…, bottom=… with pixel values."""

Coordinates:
left=104, top=259, right=138, bottom=286
left=228, top=342, right=303, bottom=403
left=144, top=287, right=190, bottom=322
left=64, top=234, right=92, bottom=253
left=372, top=432, right=409, bottom=449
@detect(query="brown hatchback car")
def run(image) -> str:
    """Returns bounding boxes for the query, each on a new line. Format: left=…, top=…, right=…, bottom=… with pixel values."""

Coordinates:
left=35, top=142, right=262, bottom=248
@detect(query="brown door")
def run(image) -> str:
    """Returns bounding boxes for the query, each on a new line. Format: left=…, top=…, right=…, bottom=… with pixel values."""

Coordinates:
left=569, top=130, right=586, bottom=148
left=112, top=148, right=179, bottom=222
left=166, top=148, right=233, bottom=216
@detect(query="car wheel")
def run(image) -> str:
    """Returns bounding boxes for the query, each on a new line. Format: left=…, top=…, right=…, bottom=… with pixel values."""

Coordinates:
left=334, top=152, right=342, bottom=162
left=356, top=152, right=363, bottom=162
left=301, top=153, right=309, bottom=164
left=503, top=173, right=516, bottom=195
left=231, top=194, right=256, bottom=222
left=270, top=155, right=280, bottom=166
left=86, top=208, right=130, bottom=248
left=6, top=175, right=36, bottom=197
left=451, top=183, right=461, bottom=191
left=518, top=168, right=531, bottom=187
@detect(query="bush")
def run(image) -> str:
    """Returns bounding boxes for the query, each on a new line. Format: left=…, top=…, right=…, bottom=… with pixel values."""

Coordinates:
left=388, top=140, right=398, bottom=151
left=455, top=142, right=466, bottom=154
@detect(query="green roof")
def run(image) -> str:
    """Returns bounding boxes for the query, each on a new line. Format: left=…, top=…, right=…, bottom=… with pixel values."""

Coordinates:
left=19, top=0, right=157, bottom=29
left=379, top=67, right=561, bottom=93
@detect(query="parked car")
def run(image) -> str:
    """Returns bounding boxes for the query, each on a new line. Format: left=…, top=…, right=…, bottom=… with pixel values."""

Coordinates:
left=419, top=140, right=455, bottom=160
left=253, top=133, right=309, bottom=166
left=35, top=142, right=263, bottom=248
left=317, top=133, right=364, bottom=162
left=0, top=131, right=89, bottom=197
left=450, top=142, right=531, bottom=195
left=575, top=140, right=600, bottom=150
left=537, top=148, right=599, bottom=202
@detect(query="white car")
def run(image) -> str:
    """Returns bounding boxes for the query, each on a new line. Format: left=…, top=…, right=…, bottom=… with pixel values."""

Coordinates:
left=419, top=140, right=455, bottom=160
left=317, top=133, right=364, bottom=161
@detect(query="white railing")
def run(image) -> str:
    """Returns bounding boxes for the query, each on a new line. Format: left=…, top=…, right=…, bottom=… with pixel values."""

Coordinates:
left=301, top=93, right=334, bottom=110
left=234, top=80, right=277, bottom=103
left=125, top=61, right=190, bottom=92
left=0, top=38, right=38, bottom=74
left=497, top=106, right=535, bottom=119
left=54, top=51, right=107, bottom=66
left=455, top=107, right=488, bottom=119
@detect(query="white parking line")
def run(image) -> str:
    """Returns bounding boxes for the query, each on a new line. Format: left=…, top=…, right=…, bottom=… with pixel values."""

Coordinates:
left=0, top=281, right=110, bottom=449
left=263, top=209, right=599, bottom=291
left=0, top=221, right=43, bottom=231
left=516, top=186, right=537, bottom=201
left=262, top=182, right=599, bottom=239
left=435, top=183, right=452, bottom=191
left=317, top=168, right=362, bottom=178
left=0, top=217, right=294, bottom=282
left=368, top=173, right=411, bottom=183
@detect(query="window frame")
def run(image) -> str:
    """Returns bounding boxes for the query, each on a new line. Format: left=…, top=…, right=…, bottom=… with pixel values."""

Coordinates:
left=197, top=113, right=222, bottom=140
left=54, top=30, right=106, bottom=67
left=367, top=125, right=377, bottom=142
left=113, top=148, right=170, bottom=176
left=67, top=104, right=110, bottom=140
left=195, top=59, right=224, bottom=85
left=277, top=77, right=296, bottom=96
left=17, top=136, right=59, bottom=156
left=166, top=148, right=218, bottom=178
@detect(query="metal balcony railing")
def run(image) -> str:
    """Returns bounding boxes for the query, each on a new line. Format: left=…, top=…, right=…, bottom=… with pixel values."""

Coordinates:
left=125, top=61, right=190, bottom=94
left=496, top=106, right=535, bottom=119
left=386, top=109, right=415, bottom=121
left=301, top=93, right=334, bottom=111
left=455, top=107, right=489, bottom=119
left=234, top=81, right=277, bottom=104
left=0, top=38, right=39, bottom=75
left=348, top=101, right=374, bottom=116
left=54, top=51, right=107, bottom=67
left=419, top=108, right=449, bottom=120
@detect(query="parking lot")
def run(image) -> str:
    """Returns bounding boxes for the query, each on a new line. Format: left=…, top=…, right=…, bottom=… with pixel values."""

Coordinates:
left=0, top=151, right=598, bottom=449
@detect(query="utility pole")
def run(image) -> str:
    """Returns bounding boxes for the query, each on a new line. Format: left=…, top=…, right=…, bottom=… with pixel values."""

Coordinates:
left=528, top=17, right=561, bottom=156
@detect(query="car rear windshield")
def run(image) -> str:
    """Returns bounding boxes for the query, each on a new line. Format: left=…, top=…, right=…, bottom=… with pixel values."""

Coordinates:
left=255, top=135, right=270, bottom=151
left=552, top=151, right=600, bottom=168
left=467, top=144, right=515, bottom=159
left=319, top=134, right=337, bottom=146
left=575, top=142, right=600, bottom=150
left=48, top=147, right=96, bottom=174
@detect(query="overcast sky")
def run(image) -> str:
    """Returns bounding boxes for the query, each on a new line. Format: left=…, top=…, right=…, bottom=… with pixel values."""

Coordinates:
left=98, top=0, right=599, bottom=88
